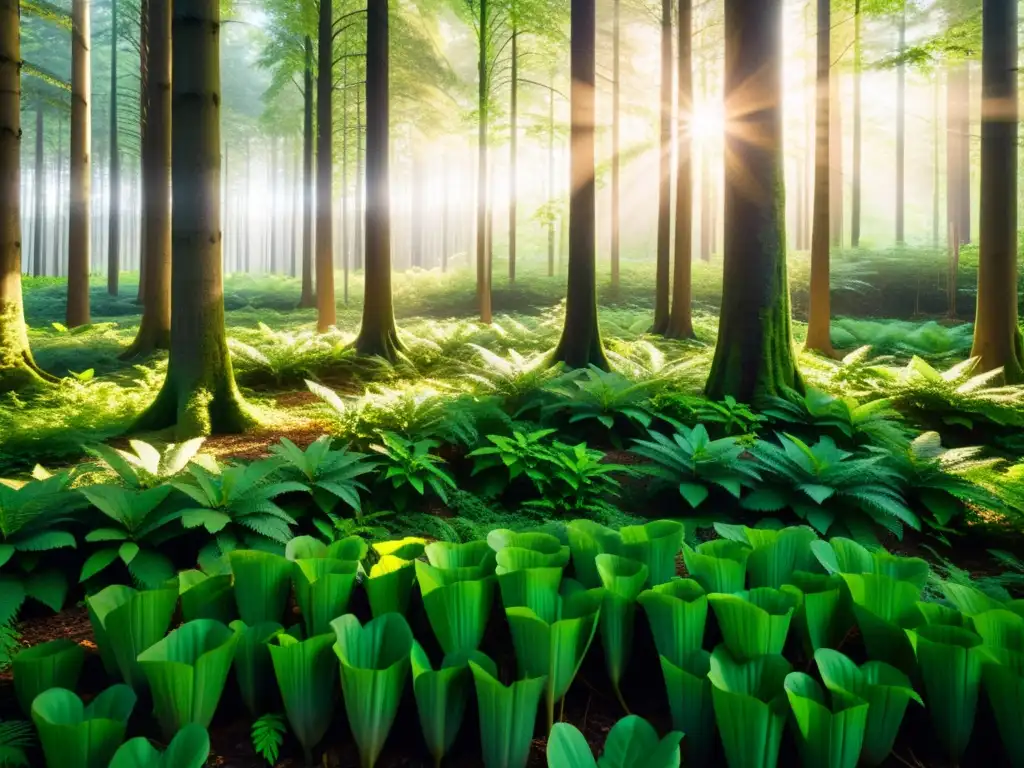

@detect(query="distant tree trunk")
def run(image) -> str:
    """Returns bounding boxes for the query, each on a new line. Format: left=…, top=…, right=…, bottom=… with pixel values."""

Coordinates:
left=291, top=137, right=299, bottom=277
left=795, top=155, right=805, bottom=251
left=652, top=0, right=672, bottom=334
left=700, top=65, right=711, bottom=262
left=508, top=19, right=517, bottom=283
left=547, top=78, right=556, bottom=277
left=805, top=0, right=835, bottom=356
left=665, top=0, right=693, bottom=340
left=0, top=0, right=50, bottom=390
left=269, top=136, right=279, bottom=274
left=706, top=0, right=802, bottom=401
left=947, top=61, right=971, bottom=246
left=136, top=0, right=250, bottom=435
left=829, top=68, right=843, bottom=247
left=315, top=0, right=335, bottom=330
left=970, top=0, right=1022, bottom=382
left=53, top=118, right=64, bottom=277
left=610, top=0, right=620, bottom=294
left=411, top=143, right=423, bottom=269
left=353, top=0, right=402, bottom=361
left=933, top=74, right=940, bottom=248
left=551, top=0, right=608, bottom=369
left=67, top=0, right=92, bottom=328
left=441, top=158, right=449, bottom=272
left=341, top=59, right=349, bottom=303
left=476, top=0, right=492, bottom=322
left=851, top=0, right=862, bottom=246
left=33, top=106, right=44, bottom=277
left=299, top=35, right=315, bottom=307
left=136, top=0, right=148, bottom=303
left=123, top=0, right=169, bottom=358
left=107, top=0, right=120, bottom=295
left=243, top=136, right=251, bottom=272
left=895, top=1, right=906, bottom=245
left=354, top=95, right=364, bottom=270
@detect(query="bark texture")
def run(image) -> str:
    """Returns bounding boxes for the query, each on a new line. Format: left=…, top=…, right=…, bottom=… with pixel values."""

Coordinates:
left=299, top=35, right=315, bottom=308
left=665, top=0, right=693, bottom=339
left=476, top=0, right=492, bottom=322
left=315, top=0, right=335, bottom=330
left=107, top=0, right=120, bottom=295
left=67, top=0, right=92, bottom=327
left=652, top=0, right=672, bottom=334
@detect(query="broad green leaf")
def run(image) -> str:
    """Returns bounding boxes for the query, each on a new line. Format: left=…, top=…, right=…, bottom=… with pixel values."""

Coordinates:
left=12, top=639, right=85, bottom=715
left=293, top=558, right=359, bottom=636
left=31, top=685, right=137, bottom=768
left=108, top=723, right=210, bottom=768
left=229, top=550, right=293, bottom=626
left=179, top=570, right=236, bottom=623
left=366, top=555, right=417, bottom=617
left=620, top=520, right=685, bottom=587
left=230, top=620, right=285, bottom=717
left=842, top=573, right=921, bottom=673
left=547, top=722, right=597, bottom=767
left=598, top=714, right=682, bottom=767
left=411, top=642, right=487, bottom=767
left=785, top=672, right=868, bottom=768
left=417, top=560, right=495, bottom=655
left=268, top=632, right=337, bottom=763
left=789, top=572, right=845, bottom=653
left=470, top=659, right=547, bottom=768
left=567, top=520, right=623, bottom=588
left=659, top=650, right=714, bottom=766
left=596, top=555, right=648, bottom=705
left=496, top=566, right=563, bottom=621
left=983, top=650, right=1024, bottom=768
left=708, top=587, right=801, bottom=661
left=682, top=540, right=750, bottom=594
left=638, top=578, right=707, bottom=667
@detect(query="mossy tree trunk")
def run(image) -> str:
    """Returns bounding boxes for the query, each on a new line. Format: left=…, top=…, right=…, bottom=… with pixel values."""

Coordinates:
left=315, top=0, right=335, bottom=331
left=135, top=0, right=251, bottom=436
left=652, top=0, right=672, bottom=334
left=353, top=0, right=402, bottom=362
left=66, top=0, right=91, bottom=328
left=550, top=0, right=608, bottom=371
left=705, top=0, right=802, bottom=402
left=804, top=0, right=835, bottom=357
left=122, top=0, right=169, bottom=358
left=299, top=35, right=315, bottom=308
left=0, top=0, right=51, bottom=391
left=665, top=0, right=694, bottom=340
left=970, top=0, right=1022, bottom=382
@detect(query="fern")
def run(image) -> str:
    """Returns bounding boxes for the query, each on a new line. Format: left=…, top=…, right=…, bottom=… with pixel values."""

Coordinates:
left=368, top=432, right=458, bottom=510
left=251, top=713, right=287, bottom=765
left=85, top=437, right=206, bottom=489
left=269, top=436, right=374, bottom=516
left=0, top=720, right=32, bottom=768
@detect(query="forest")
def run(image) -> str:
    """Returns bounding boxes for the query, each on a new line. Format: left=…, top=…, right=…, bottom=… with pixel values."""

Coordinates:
left=0, top=0, right=1023, bottom=765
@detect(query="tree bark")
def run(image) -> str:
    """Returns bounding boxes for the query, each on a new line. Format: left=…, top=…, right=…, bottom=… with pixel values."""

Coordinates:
left=851, top=0, right=862, bottom=246
left=354, top=95, right=364, bottom=270
left=947, top=61, right=971, bottom=246
left=107, top=0, right=120, bottom=295
left=705, top=0, right=802, bottom=401
left=805, top=0, right=835, bottom=356
left=829, top=66, right=843, bottom=247
left=508, top=16, right=517, bottom=283
left=315, top=0, right=335, bottom=330
left=341, top=51, right=349, bottom=302
left=299, top=35, right=315, bottom=307
left=0, top=0, right=50, bottom=390
left=67, top=0, right=92, bottom=328
left=699, top=66, right=711, bottom=262
left=652, top=0, right=672, bottom=334
left=353, top=0, right=402, bottom=362
left=547, top=77, right=555, bottom=277
left=136, top=0, right=148, bottom=303
left=123, top=0, right=170, bottom=358
left=895, top=1, right=906, bottom=245
left=135, top=0, right=250, bottom=435
left=665, top=0, right=693, bottom=339
left=476, top=0, right=492, bottom=322
left=610, top=0, right=620, bottom=293
left=551, top=0, right=608, bottom=369
left=33, top=106, right=44, bottom=277
left=970, top=0, right=1022, bottom=381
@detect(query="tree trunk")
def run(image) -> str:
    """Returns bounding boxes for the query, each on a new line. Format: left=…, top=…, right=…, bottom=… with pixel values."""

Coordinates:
left=67, top=0, right=92, bottom=328
left=947, top=61, right=971, bottom=246
left=508, top=17, right=517, bottom=283
left=411, top=143, right=423, bottom=269
left=353, top=0, right=402, bottom=361
left=547, top=78, right=555, bottom=277
left=291, top=137, right=299, bottom=278
left=299, top=35, right=315, bottom=307
left=123, top=0, right=170, bottom=358
left=33, top=106, right=44, bottom=277
left=551, top=0, right=608, bottom=369
left=970, top=0, right=1022, bottom=381
left=0, top=0, right=50, bottom=389
left=933, top=74, right=940, bottom=248
left=700, top=63, right=711, bottom=262
left=851, top=0, right=862, bottom=246
left=652, top=0, right=672, bottom=334
left=53, top=118, right=64, bottom=278
left=315, top=0, right=335, bottom=330
left=705, top=0, right=802, bottom=401
left=805, top=0, right=835, bottom=356
left=136, top=0, right=250, bottom=435
left=829, top=66, right=843, bottom=247
left=665, top=0, right=693, bottom=339
left=354, top=95, right=364, bottom=270
left=107, top=0, right=120, bottom=295
left=341, top=52, right=349, bottom=302
left=895, top=1, right=906, bottom=245
left=136, top=0, right=148, bottom=303
left=269, top=135, right=279, bottom=274
left=476, top=0, right=491, bottom=322
left=610, top=0, right=620, bottom=293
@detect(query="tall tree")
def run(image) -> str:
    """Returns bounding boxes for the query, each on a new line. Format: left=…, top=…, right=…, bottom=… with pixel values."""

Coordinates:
left=652, top=0, right=672, bottom=334
left=136, top=0, right=250, bottom=435
left=851, top=0, right=862, bottom=246
left=107, top=0, right=120, bottom=295
left=475, top=0, right=492, bottom=322
left=300, top=34, right=315, bottom=307
left=123, top=0, right=170, bottom=357
left=947, top=59, right=970, bottom=246
left=970, top=0, right=1021, bottom=381
left=705, top=0, right=802, bottom=401
left=551, top=0, right=608, bottom=369
left=0, top=0, right=50, bottom=390
left=895, top=0, right=906, bottom=244
left=353, top=0, right=402, bottom=361
left=508, top=2, right=517, bottom=283
left=665, top=0, right=693, bottom=339
left=33, top=106, right=44, bottom=277
left=315, top=0, right=336, bottom=331
left=610, top=0, right=620, bottom=293
left=805, top=0, right=835, bottom=356
left=66, top=0, right=91, bottom=328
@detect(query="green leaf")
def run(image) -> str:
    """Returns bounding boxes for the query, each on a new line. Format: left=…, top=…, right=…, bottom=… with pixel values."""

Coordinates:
left=230, top=621, right=285, bottom=718
left=659, top=651, right=714, bottom=765
left=598, top=714, right=682, bottom=768
left=333, top=613, right=414, bottom=768
left=682, top=540, right=750, bottom=594
left=567, top=520, right=623, bottom=589
left=12, top=640, right=85, bottom=715
left=179, top=571, right=236, bottom=623
left=118, top=541, right=140, bottom=565
left=411, top=642, right=488, bottom=766
left=228, top=550, right=293, bottom=626
left=268, top=632, right=338, bottom=762
left=417, top=560, right=496, bottom=655
left=108, top=723, right=210, bottom=768
left=619, top=520, right=685, bottom=587
left=638, top=578, right=707, bottom=667
left=547, top=722, right=597, bottom=768
left=138, top=619, right=240, bottom=740
left=785, top=672, right=868, bottom=768
left=79, top=548, right=120, bottom=583
left=24, top=568, right=68, bottom=612
left=983, top=651, right=1024, bottom=768
left=708, top=587, right=801, bottom=661
left=31, top=685, right=137, bottom=768
left=596, top=554, right=648, bottom=704
left=678, top=481, right=710, bottom=508
left=293, top=558, right=359, bottom=637
left=470, top=658, right=547, bottom=768
left=366, top=556, right=418, bottom=618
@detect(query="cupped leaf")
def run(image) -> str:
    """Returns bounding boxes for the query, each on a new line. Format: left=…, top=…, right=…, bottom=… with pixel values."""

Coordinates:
left=470, top=659, right=547, bottom=768
left=138, top=619, right=240, bottom=739
left=86, top=584, right=178, bottom=692
left=785, top=672, right=868, bottom=768
left=789, top=572, right=845, bottom=653
left=293, top=558, right=359, bottom=636
left=332, top=613, right=414, bottom=768
left=708, top=645, right=792, bottom=768
left=31, top=685, right=137, bottom=768
left=707, top=587, right=801, bottom=661
left=488, top=530, right=569, bottom=566
left=12, top=639, right=85, bottom=715
left=179, top=570, right=236, bottom=623
left=424, top=540, right=496, bottom=574
left=417, top=560, right=495, bottom=655
left=842, top=573, right=921, bottom=673
left=682, top=539, right=750, bottom=595
left=228, top=550, right=293, bottom=626
left=230, top=620, right=285, bottom=717
left=546, top=715, right=682, bottom=768
left=638, top=578, right=707, bottom=667
left=596, top=554, right=648, bottom=706
left=971, top=608, right=1024, bottom=652
left=374, top=536, right=426, bottom=560
left=268, top=631, right=338, bottom=764
left=983, top=649, right=1024, bottom=768
left=366, top=555, right=417, bottom=617
left=619, top=520, right=685, bottom=587
left=714, top=525, right=818, bottom=590
left=567, top=520, right=623, bottom=588
left=496, top=565, right=563, bottom=622
left=496, top=546, right=569, bottom=571
left=659, top=650, right=714, bottom=766
left=108, top=723, right=210, bottom=768
left=325, top=536, right=369, bottom=562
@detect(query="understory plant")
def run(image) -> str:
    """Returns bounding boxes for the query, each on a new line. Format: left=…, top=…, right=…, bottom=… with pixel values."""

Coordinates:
left=470, top=657, right=548, bottom=768
left=85, top=438, right=206, bottom=489
left=269, top=436, right=374, bottom=516
left=31, top=685, right=137, bottom=768
left=369, top=432, right=457, bottom=510
left=268, top=630, right=338, bottom=764
left=546, top=715, right=683, bottom=768
left=108, top=723, right=210, bottom=768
